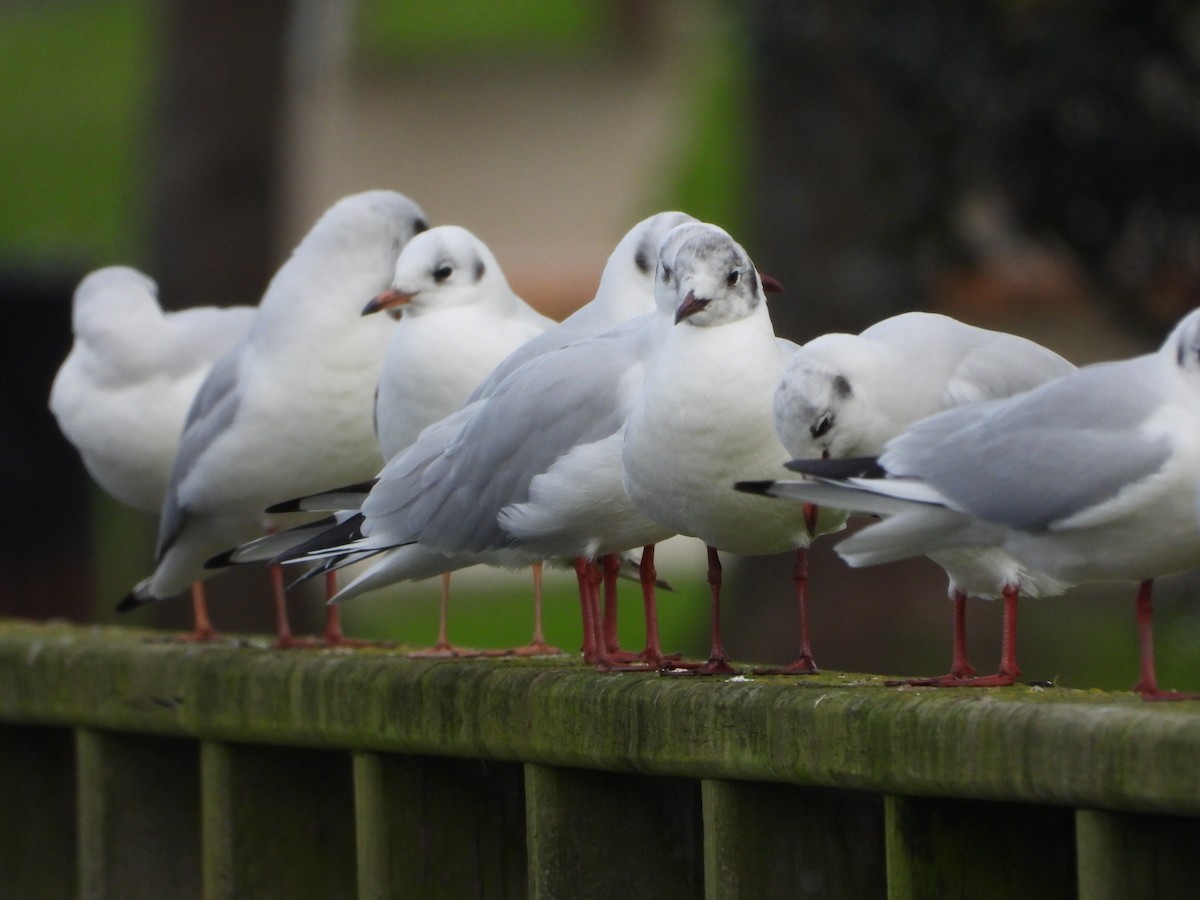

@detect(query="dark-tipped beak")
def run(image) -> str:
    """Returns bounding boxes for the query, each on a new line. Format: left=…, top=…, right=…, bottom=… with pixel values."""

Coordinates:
left=674, top=290, right=710, bottom=324
left=760, top=272, right=784, bottom=294
left=362, top=289, right=414, bottom=317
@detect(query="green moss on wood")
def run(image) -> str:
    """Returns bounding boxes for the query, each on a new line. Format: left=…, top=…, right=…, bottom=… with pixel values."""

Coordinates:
left=3, top=620, right=1200, bottom=816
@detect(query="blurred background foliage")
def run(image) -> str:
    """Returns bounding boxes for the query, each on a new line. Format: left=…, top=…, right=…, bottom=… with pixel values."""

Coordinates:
left=4, top=0, right=1200, bottom=693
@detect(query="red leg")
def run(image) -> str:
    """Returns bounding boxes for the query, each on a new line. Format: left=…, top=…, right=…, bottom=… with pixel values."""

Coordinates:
left=269, top=563, right=314, bottom=649
left=949, top=591, right=978, bottom=679
left=410, top=572, right=482, bottom=658
left=575, top=557, right=601, bottom=664
left=1132, top=579, right=1200, bottom=700
left=639, top=545, right=671, bottom=667
left=320, top=571, right=374, bottom=648
left=510, top=561, right=563, bottom=656
left=177, top=581, right=219, bottom=643
left=666, top=546, right=736, bottom=675
left=757, top=547, right=819, bottom=675
left=894, top=585, right=1020, bottom=687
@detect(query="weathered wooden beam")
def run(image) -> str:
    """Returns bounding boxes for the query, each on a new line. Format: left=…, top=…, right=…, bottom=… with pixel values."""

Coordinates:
left=885, top=795, right=1076, bottom=899
left=353, top=752, right=526, bottom=899
left=0, top=725, right=77, bottom=898
left=76, top=728, right=201, bottom=900
left=525, top=764, right=703, bottom=899
left=702, top=780, right=885, bottom=899
left=201, top=741, right=356, bottom=900
left=3, top=621, right=1200, bottom=816
left=1076, top=808, right=1200, bottom=899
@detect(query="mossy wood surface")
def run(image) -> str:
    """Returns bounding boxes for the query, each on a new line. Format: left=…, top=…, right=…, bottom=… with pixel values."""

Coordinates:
left=3, top=620, right=1200, bottom=818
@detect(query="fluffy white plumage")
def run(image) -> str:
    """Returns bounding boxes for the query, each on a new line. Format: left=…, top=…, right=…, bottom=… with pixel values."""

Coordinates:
left=126, top=189, right=428, bottom=604
left=49, top=266, right=255, bottom=512
left=371, top=225, right=555, bottom=460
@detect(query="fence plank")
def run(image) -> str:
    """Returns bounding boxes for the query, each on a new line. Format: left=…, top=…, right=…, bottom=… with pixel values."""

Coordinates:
left=0, top=724, right=76, bottom=898
left=703, top=780, right=885, bottom=899
left=354, top=752, right=526, bottom=899
left=885, top=795, right=1076, bottom=900
left=5, top=622, right=1200, bottom=817
left=525, top=764, right=703, bottom=899
left=76, top=728, right=200, bottom=900
left=201, top=741, right=356, bottom=900
left=1076, top=809, right=1200, bottom=899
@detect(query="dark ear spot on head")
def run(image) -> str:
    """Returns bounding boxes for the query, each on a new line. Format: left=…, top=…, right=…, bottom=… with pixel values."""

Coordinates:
left=473, top=257, right=486, bottom=282
left=748, top=269, right=759, bottom=295
left=832, top=375, right=852, bottom=397
left=635, top=249, right=651, bottom=275
left=413, top=218, right=429, bottom=235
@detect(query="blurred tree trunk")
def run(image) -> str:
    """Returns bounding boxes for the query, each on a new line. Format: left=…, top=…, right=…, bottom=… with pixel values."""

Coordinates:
left=147, top=0, right=294, bottom=312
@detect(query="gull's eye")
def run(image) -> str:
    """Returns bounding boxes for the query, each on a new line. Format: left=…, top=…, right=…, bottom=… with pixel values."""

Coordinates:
left=726, top=269, right=741, bottom=287
left=810, top=415, right=833, bottom=439
left=433, top=265, right=453, bottom=282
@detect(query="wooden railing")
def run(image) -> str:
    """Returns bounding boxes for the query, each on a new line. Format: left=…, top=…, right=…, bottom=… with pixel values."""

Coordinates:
left=1, top=618, right=1199, bottom=899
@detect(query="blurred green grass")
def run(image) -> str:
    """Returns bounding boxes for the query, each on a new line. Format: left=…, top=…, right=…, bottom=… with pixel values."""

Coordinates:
left=0, top=1, right=150, bottom=263
left=339, top=565, right=712, bottom=658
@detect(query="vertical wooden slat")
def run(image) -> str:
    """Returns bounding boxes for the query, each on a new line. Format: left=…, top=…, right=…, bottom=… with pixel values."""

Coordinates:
left=76, top=728, right=200, bottom=900
left=354, top=752, right=526, bottom=899
left=885, top=795, right=1076, bottom=900
left=0, top=725, right=77, bottom=898
left=703, top=780, right=885, bottom=899
left=525, top=764, right=703, bottom=900
left=202, top=741, right=356, bottom=900
left=1076, top=808, right=1200, bottom=899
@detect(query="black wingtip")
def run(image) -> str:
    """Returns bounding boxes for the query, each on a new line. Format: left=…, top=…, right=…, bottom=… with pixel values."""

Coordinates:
left=734, top=480, right=775, bottom=495
left=205, top=548, right=237, bottom=570
left=115, top=592, right=149, bottom=613
left=784, top=456, right=885, bottom=478
left=266, top=497, right=306, bottom=514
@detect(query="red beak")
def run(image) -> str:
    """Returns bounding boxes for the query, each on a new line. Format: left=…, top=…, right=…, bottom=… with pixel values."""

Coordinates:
left=362, top=289, right=414, bottom=317
left=674, top=290, right=710, bottom=324
left=760, top=272, right=785, bottom=294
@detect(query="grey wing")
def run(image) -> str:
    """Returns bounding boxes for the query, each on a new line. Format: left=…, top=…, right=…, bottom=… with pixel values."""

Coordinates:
left=882, top=357, right=1171, bottom=530
left=401, top=328, right=649, bottom=553
left=465, top=320, right=585, bottom=403
left=944, top=334, right=1076, bottom=406
left=155, top=349, right=244, bottom=558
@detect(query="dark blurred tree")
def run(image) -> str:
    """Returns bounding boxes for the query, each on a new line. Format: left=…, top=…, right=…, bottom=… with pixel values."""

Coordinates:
left=734, top=0, right=1200, bottom=670
left=745, top=0, right=1200, bottom=342
left=146, top=0, right=294, bottom=312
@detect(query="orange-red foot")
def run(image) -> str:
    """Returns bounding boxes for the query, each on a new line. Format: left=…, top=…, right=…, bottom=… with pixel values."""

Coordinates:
left=322, top=633, right=379, bottom=649
left=754, top=655, right=819, bottom=676
left=888, top=672, right=1018, bottom=687
left=175, top=628, right=221, bottom=644
left=409, top=643, right=485, bottom=659
left=661, top=655, right=739, bottom=676
left=507, top=641, right=565, bottom=657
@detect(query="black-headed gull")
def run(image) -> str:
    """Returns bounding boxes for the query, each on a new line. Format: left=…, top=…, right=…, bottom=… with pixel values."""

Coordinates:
left=367, top=224, right=555, bottom=460
left=119, top=189, right=428, bottom=647
left=245, top=213, right=701, bottom=663
left=770, top=311, right=1075, bottom=684
left=362, top=223, right=554, bottom=656
left=621, top=226, right=846, bottom=674
left=49, top=265, right=255, bottom=639
left=742, top=306, right=1200, bottom=700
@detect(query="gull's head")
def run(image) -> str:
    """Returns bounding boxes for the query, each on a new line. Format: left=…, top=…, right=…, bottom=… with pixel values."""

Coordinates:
left=773, top=347, right=861, bottom=460
left=652, top=222, right=727, bottom=316
left=364, top=225, right=503, bottom=319
left=670, top=229, right=764, bottom=327
left=618, top=211, right=699, bottom=284
left=1166, top=307, right=1200, bottom=373
left=312, top=190, right=428, bottom=263
left=71, top=265, right=160, bottom=334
